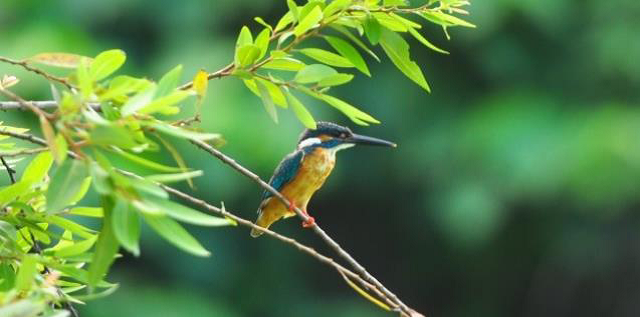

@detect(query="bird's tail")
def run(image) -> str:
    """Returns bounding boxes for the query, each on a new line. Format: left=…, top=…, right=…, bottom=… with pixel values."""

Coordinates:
left=250, top=211, right=272, bottom=238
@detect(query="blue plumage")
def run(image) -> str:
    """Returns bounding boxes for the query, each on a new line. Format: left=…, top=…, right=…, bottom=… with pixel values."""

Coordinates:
left=261, top=150, right=303, bottom=201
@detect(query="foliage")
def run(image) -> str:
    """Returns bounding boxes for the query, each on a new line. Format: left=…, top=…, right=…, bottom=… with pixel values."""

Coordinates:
left=0, top=0, right=473, bottom=315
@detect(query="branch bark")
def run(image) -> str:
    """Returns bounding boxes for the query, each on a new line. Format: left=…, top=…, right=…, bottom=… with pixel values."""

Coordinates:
left=189, top=139, right=420, bottom=316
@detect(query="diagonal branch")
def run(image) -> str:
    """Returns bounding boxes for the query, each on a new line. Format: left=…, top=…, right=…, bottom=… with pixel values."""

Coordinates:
left=0, top=129, right=402, bottom=315
left=0, top=56, right=73, bottom=90
left=189, top=139, right=420, bottom=316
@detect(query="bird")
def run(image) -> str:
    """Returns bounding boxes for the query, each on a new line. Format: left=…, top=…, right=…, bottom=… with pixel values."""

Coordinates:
left=250, top=122, right=396, bottom=237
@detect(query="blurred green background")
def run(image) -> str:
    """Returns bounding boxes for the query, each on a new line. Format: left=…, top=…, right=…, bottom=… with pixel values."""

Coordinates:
left=2, top=0, right=640, bottom=316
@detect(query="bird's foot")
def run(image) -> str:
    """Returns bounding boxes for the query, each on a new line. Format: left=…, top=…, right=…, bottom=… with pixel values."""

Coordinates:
left=288, top=200, right=296, bottom=212
left=302, top=216, right=316, bottom=228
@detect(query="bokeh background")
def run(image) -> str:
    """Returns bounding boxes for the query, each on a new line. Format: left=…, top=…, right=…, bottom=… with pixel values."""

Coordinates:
left=2, top=0, right=640, bottom=316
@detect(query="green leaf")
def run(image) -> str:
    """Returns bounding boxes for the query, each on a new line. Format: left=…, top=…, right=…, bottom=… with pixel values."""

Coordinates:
left=155, top=65, right=183, bottom=98
left=48, top=215, right=96, bottom=239
left=15, top=255, right=37, bottom=291
left=294, top=6, right=323, bottom=36
left=379, top=28, right=430, bottom=92
left=257, top=78, right=288, bottom=108
left=330, top=25, right=381, bottom=62
left=112, top=198, right=140, bottom=256
left=0, top=262, right=16, bottom=291
left=303, top=89, right=380, bottom=125
left=254, top=17, right=273, bottom=31
left=89, top=161, right=113, bottom=195
left=274, top=12, right=293, bottom=32
left=420, top=11, right=476, bottom=28
left=255, top=28, right=271, bottom=60
left=262, top=58, right=306, bottom=71
left=99, top=75, right=152, bottom=101
left=236, top=26, right=253, bottom=47
left=255, top=80, right=278, bottom=123
left=46, top=159, right=89, bottom=214
left=294, top=64, right=338, bottom=83
left=55, top=236, right=98, bottom=257
left=139, top=90, right=194, bottom=115
left=142, top=195, right=231, bottom=227
left=155, top=135, right=195, bottom=189
left=235, top=44, right=261, bottom=67
left=67, top=207, right=103, bottom=218
left=363, top=16, right=381, bottom=45
left=373, top=12, right=408, bottom=32
left=325, top=36, right=370, bottom=76
left=324, top=0, right=350, bottom=17
left=142, top=213, right=210, bottom=257
left=21, top=151, right=53, bottom=184
left=287, top=0, right=300, bottom=22
left=299, top=48, right=354, bottom=68
left=90, top=49, right=126, bottom=81
left=53, top=134, right=68, bottom=164
left=121, top=85, right=157, bottom=116
left=384, top=0, right=407, bottom=6
left=68, top=176, right=92, bottom=205
left=285, top=90, right=316, bottom=129
left=146, top=170, right=203, bottom=183
left=407, top=27, right=449, bottom=54
left=77, top=58, right=93, bottom=98
left=150, top=122, right=222, bottom=141
left=88, top=199, right=119, bottom=289
left=90, top=123, right=138, bottom=149
left=110, top=147, right=182, bottom=173
left=318, top=73, right=354, bottom=86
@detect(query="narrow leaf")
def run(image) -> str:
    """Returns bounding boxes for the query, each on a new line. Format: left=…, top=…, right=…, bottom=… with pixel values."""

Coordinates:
left=379, top=29, right=430, bottom=92
left=363, top=16, right=381, bottom=45
left=255, top=80, right=278, bottom=123
left=262, top=58, right=306, bottom=71
left=294, top=64, right=338, bottom=83
left=146, top=170, right=203, bottom=183
left=299, top=48, right=354, bottom=68
left=88, top=199, right=119, bottom=289
left=318, top=73, right=354, bottom=87
left=287, top=0, right=300, bottom=22
left=155, top=65, right=183, bottom=98
left=330, top=25, right=380, bottom=62
left=325, top=36, right=370, bottom=76
left=112, top=198, right=140, bottom=256
left=150, top=122, right=221, bottom=141
left=110, top=147, right=182, bottom=173
left=235, top=45, right=261, bottom=67
left=294, top=6, right=323, bottom=36
left=236, top=26, right=253, bottom=47
left=407, top=27, right=449, bottom=54
left=142, top=213, right=211, bottom=257
left=142, top=195, right=231, bottom=227
left=255, top=28, right=271, bottom=60
left=285, top=91, right=316, bottom=129
left=15, top=255, right=37, bottom=291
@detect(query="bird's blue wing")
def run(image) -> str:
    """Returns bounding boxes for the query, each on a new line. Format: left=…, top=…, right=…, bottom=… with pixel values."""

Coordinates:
left=261, top=150, right=304, bottom=201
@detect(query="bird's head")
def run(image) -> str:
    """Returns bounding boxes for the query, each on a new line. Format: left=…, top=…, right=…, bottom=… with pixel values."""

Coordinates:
left=297, top=122, right=396, bottom=153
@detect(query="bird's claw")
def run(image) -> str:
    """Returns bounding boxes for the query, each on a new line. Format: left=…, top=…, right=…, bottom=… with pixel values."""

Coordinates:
left=302, top=216, right=315, bottom=228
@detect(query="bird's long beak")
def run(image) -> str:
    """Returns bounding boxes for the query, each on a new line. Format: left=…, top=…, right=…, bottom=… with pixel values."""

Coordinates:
left=346, top=133, right=397, bottom=147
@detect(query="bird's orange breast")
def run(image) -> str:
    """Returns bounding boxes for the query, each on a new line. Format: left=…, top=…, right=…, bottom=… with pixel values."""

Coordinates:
left=263, top=147, right=335, bottom=218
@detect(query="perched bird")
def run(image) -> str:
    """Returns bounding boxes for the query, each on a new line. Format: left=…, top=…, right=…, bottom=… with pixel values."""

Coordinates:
left=251, top=122, right=396, bottom=237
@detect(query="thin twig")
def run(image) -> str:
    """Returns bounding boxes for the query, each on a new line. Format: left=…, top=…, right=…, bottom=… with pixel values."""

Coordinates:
left=0, top=88, right=52, bottom=119
left=0, top=101, right=100, bottom=111
left=0, top=129, right=399, bottom=314
left=0, top=156, right=16, bottom=183
left=0, top=56, right=73, bottom=90
left=189, top=139, right=418, bottom=316
left=0, top=147, right=49, bottom=157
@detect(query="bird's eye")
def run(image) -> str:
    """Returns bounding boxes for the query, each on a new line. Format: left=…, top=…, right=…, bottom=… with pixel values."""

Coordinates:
left=339, top=133, right=346, bottom=138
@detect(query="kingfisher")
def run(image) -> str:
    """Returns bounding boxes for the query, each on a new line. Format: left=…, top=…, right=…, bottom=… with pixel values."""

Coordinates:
left=250, top=122, right=396, bottom=237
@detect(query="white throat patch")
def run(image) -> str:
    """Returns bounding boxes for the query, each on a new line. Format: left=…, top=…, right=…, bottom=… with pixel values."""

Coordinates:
left=298, top=137, right=322, bottom=150
left=331, top=142, right=355, bottom=153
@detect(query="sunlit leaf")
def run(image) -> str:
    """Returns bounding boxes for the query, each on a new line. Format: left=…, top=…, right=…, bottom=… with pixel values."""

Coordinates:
left=379, top=28, right=430, bottom=92
left=90, top=124, right=138, bottom=149
left=110, top=147, right=182, bottom=173
left=299, top=48, right=354, bottom=68
left=235, top=44, right=261, bottom=68
left=100, top=75, right=152, bottom=101
left=325, top=36, right=370, bottom=76
left=142, top=195, right=231, bottom=227
left=121, top=85, right=157, bottom=116
left=330, top=25, right=381, bottom=62
left=146, top=170, right=203, bottom=183
left=274, top=11, right=293, bottom=32
left=48, top=215, right=95, bottom=239
left=287, top=0, right=300, bottom=22
left=67, top=207, right=103, bottom=218
left=420, top=11, right=476, bottom=28
left=255, top=80, right=278, bottom=123
left=90, top=49, right=126, bottom=81
left=150, top=122, right=221, bottom=141
left=363, top=16, right=381, bottom=45
left=407, top=27, right=449, bottom=54
left=55, top=236, right=98, bottom=257
left=155, top=65, right=183, bottom=98
left=294, top=6, right=323, bottom=36
left=254, top=17, right=273, bottom=31
left=236, top=26, right=253, bottom=48
left=294, top=64, right=338, bottom=83
left=318, top=73, right=354, bottom=86
left=262, top=58, right=306, bottom=71
left=324, top=0, right=350, bottom=17
left=53, top=133, right=68, bottom=164
left=138, top=90, right=193, bottom=115
left=142, top=213, right=211, bottom=257
left=15, top=255, right=37, bottom=291
left=255, top=28, right=271, bottom=60
left=285, top=90, right=316, bottom=129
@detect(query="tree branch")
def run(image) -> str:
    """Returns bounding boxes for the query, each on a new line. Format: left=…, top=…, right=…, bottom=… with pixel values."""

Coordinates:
left=0, top=129, right=404, bottom=315
left=189, top=139, right=420, bottom=316
left=0, top=56, right=73, bottom=90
